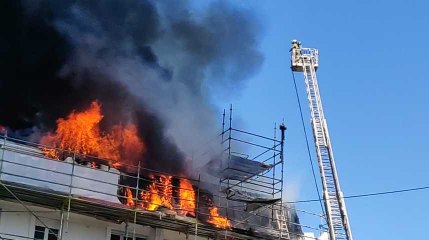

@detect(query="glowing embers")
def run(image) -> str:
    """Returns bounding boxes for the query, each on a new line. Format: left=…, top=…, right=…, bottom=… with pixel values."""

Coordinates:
left=141, top=175, right=174, bottom=211
left=40, top=101, right=145, bottom=166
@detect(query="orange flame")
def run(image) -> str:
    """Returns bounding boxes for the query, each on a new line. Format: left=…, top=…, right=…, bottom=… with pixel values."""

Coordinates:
left=40, top=101, right=105, bottom=158
left=141, top=175, right=174, bottom=211
left=40, top=101, right=145, bottom=166
left=178, top=179, right=196, bottom=216
left=125, top=187, right=135, bottom=207
left=208, top=206, right=231, bottom=229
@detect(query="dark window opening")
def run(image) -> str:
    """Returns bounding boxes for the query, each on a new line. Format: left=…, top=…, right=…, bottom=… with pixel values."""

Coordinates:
left=34, top=226, right=58, bottom=240
left=111, top=234, right=121, bottom=240
left=48, top=229, right=59, bottom=240
left=34, top=226, right=45, bottom=240
left=110, top=233, right=145, bottom=240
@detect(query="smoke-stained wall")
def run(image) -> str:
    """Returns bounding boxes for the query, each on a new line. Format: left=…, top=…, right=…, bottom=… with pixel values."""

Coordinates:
left=0, top=0, right=263, bottom=176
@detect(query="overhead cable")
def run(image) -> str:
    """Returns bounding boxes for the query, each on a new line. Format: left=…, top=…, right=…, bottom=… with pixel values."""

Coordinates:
left=287, top=185, right=429, bottom=203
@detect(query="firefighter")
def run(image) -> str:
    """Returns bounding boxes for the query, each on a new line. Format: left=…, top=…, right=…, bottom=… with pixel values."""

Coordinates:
left=290, top=39, right=301, bottom=63
left=290, top=39, right=300, bottom=52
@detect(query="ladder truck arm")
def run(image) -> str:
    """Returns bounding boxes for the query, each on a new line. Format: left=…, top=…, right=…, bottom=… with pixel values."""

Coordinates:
left=290, top=42, right=353, bottom=240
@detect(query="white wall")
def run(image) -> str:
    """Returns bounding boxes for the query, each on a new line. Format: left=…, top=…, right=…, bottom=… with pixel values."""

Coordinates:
left=0, top=200, right=34, bottom=240
left=0, top=200, right=209, bottom=240
left=1, top=143, right=121, bottom=204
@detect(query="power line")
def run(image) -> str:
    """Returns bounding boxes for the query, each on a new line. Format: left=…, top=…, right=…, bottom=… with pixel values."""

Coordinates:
left=286, top=185, right=429, bottom=203
left=291, top=70, right=325, bottom=216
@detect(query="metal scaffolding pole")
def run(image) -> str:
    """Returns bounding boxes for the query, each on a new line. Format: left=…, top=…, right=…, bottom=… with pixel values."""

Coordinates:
left=132, top=161, right=141, bottom=240
left=0, top=133, right=7, bottom=179
left=59, top=205, right=65, bottom=240
left=64, top=152, right=76, bottom=238
left=194, top=174, right=200, bottom=240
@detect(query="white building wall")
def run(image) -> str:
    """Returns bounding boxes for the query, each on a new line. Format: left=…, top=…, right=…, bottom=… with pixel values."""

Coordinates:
left=65, top=220, right=108, bottom=240
left=0, top=200, right=209, bottom=240
left=0, top=144, right=122, bottom=204
left=0, top=202, right=34, bottom=240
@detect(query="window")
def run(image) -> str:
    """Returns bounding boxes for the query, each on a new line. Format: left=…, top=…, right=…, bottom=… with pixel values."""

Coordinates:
left=34, top=226, right=59, bottom=240
left=34, top=226, right=45, bottom=240
left=110, top=232, right=145, bottom=240
left=111, top=234, right=121, bottom=240
left=48, top=229, right=59, bottom=240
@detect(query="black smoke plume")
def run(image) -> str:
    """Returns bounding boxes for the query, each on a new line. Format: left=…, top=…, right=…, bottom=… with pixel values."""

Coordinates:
left=0, top=0, right=263, bottom=176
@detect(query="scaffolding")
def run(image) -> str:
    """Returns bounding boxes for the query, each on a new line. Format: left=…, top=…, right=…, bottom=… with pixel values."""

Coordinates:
left=0, top=105, right=331, bottom=240
left=0, top=129, right=305, bottom=240
left=0, top=134, right=207, bottom=239
left=214, top=106, right=291, bottom=239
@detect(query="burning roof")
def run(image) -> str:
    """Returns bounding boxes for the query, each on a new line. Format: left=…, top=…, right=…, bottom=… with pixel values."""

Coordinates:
left=0, top=0, right=263, bottom=177
left=0, top=1, right=309, bottom=239
left=40, top=101, right=145, bottom=168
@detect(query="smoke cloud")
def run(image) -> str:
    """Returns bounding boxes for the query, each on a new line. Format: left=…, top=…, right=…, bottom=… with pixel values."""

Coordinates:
left=0, top=0, right=263, bottom=175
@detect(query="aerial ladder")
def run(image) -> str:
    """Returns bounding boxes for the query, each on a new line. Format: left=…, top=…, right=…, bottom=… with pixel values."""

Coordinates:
left=290, top=41, right=353, bottom=240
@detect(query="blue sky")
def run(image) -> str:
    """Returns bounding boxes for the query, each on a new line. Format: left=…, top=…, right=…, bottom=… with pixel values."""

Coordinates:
left=214, top=1, right=429, bottom=239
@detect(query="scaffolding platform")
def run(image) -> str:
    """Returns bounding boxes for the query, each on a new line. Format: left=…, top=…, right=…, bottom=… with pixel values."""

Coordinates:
left=0, top=133, right=299, bottom=239
left=0, top=181, right=266, bottom=240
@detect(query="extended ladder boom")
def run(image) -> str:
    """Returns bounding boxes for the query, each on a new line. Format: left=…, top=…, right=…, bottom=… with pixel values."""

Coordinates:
left=291, top=44, right=353, bottom=240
